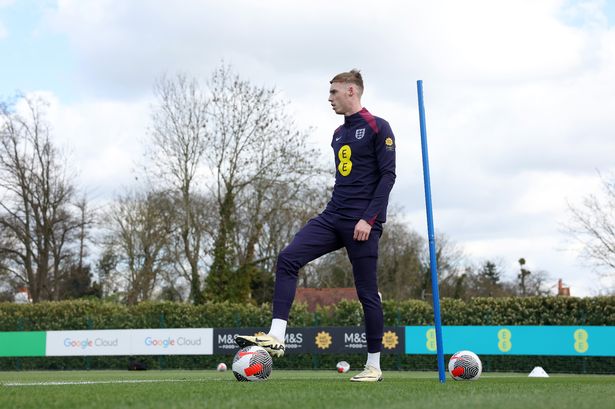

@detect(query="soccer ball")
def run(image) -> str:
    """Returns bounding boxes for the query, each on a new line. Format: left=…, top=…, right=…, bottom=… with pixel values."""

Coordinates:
left=216, top=362, right=227, bottom=372
left=232, top=346, right=273, bottom=381
left=448, top=350, right=482, bottom=381
left=336, top=361, right=350, bottom=373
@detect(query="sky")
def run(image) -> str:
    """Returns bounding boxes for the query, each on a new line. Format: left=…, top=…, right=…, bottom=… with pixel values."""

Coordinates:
left=1, top=0, right=614, bottom=296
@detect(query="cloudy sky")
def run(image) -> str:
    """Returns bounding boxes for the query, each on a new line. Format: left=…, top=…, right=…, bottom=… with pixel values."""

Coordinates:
left=1, top=0, right=614, bottom=295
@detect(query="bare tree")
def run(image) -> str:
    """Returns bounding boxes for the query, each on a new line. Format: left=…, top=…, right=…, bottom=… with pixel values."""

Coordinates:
left=162, top=191, right=215, bottom=301
left=106, top=66, right=326, bottom=304
left=0, top=236, right=19, bottom=300
left=58, top=196, right=99, bottom=299
left=74, top=197, right=93, bottom=277
left=96, top=245, right=119, bottom=299
left=242, top=182, right=329, bottom=304
left=522, top=269, right=551, bottom=296
left=203, top=65, right=326, bottom=302
left=567, top=173, right=615, bottom=280
left=308, top=218, right=426, bottom=301
left=421, top=233, right=465, bottom=300
left=104, top=189, right=174, bottom=304
left=306, top=250, right=353, bottom=289
left=513, top=257, right=551, bottom=296
left=147, top=74, right=211, bottom=304
left=377, top=220, right=425, bottom=300
left=517, top=257, right=531, bottom=296
left=465, top=260, right=516, bottom=298
left=0, top=95, right=86, bottom=302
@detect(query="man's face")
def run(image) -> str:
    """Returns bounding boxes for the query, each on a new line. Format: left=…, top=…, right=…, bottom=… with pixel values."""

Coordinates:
left=328, top=82, right=351, bottom=115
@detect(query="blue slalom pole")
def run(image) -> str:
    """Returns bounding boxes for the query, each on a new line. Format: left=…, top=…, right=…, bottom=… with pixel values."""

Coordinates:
left=417, top=80, right=446, bottom=383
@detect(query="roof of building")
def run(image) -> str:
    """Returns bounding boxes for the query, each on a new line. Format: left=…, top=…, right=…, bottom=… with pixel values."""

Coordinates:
left=294, top=287, right=358, bottom=312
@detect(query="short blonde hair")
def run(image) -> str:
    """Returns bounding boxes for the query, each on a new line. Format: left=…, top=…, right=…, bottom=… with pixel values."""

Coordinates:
left=330, top=69, right=363, bottom=95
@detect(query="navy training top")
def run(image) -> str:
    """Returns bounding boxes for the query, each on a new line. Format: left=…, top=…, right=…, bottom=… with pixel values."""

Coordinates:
left=325, top=107, right=396, bottom=225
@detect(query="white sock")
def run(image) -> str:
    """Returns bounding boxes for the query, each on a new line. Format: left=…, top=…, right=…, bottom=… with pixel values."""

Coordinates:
left=366, top=352, right=381, bottom=370
left=268, top=318, right=287, bottom=342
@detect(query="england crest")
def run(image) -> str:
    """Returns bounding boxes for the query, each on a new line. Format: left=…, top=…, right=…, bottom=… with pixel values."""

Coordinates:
left=355, top=128, right=365, bottom=139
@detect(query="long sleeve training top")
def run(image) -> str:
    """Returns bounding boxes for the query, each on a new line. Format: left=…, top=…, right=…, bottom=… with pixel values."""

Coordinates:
left=325, top=107, right=396, bottom=225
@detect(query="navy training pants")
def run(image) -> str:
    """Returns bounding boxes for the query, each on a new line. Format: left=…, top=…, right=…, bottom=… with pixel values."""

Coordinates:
left=272, top=211, right=384, bottom=353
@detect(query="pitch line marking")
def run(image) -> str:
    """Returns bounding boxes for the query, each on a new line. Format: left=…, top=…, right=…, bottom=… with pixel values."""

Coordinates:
left=1, top=378, right=218, bottom=387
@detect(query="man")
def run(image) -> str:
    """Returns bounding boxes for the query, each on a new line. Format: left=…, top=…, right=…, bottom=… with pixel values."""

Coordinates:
left=235, top=69, right=396, bottom=382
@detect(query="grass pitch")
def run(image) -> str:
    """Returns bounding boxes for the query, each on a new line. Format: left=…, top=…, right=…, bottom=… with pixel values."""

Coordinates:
left=1, top=370, right=614, bottom=409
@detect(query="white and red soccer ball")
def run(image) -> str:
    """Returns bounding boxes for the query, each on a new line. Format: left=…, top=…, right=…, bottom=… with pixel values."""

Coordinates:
left=232, top=346, right=273, bottom=381
left=336, top=361, right=350, bottom=373
left=448, top=350, right=482, bottom=381
left=216, top=362, right=227, bottom=372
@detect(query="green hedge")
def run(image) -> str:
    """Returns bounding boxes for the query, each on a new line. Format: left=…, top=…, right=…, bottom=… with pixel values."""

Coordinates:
left=2, top=297, right=613, bottom=331
left=1, top=296, right=614, bottom=373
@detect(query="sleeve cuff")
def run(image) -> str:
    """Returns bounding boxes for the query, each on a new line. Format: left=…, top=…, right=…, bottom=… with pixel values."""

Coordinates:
left=362, top=215, right=378, bottom=226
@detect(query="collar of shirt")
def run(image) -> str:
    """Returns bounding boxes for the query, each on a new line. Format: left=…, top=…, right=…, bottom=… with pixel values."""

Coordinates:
left=344, top=107, right=369, bottom=128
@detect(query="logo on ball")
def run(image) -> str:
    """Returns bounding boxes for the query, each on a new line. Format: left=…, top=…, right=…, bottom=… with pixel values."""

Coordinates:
left=448, top=350, right=482, bottom=381
left=232, top=346, right=273, bottom=381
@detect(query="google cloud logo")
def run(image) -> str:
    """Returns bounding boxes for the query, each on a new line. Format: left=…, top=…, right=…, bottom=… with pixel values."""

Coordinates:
left=63, top=338, right=118, bottom=349
left=144, top=336, right=202, bottom=348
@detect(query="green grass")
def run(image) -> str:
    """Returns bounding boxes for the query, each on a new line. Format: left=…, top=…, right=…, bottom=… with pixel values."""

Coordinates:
left=1, top=370, right=614, bottom=409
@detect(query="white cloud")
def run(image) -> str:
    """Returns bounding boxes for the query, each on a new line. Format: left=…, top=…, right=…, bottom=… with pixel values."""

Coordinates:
left=22, top=91, right=152, bottom=202
left=0, top=0, right=13, bottom=38
left=29, top=0, right=615, bottom=295
left=44, top=1, right=591, bottom=95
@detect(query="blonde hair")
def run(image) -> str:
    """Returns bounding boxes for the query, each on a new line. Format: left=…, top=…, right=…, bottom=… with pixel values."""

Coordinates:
left=330, top=69, right=363, bottom=95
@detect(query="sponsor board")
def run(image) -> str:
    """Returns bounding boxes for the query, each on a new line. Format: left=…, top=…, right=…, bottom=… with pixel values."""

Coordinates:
left=214, top=327, right=404, bottom=355
left=45, top=328, right=213, bottom=356
left=0, top=331, right=46, bottom=357
left=313, top=327, right=404, bottom=354
left=214, top=327, right=314, bottom=354
left=9, top=325, right=613, bottom=357
left=131, top=328, right=213, bottom=355
left=46, top=330, right=130, bottom=356
left=405, top=326, right=615, bottom=356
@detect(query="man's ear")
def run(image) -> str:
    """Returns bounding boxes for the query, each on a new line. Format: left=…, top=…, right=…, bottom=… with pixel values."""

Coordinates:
left=347, top=85, right=355, bottom=97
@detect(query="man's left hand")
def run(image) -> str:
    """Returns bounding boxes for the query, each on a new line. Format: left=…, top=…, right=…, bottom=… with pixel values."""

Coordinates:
left=353, top=219, right=372, bottom=241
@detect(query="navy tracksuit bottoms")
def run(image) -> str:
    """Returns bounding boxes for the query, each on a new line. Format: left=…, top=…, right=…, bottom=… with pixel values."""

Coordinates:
left=272, top=211, right=384, bottom=353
